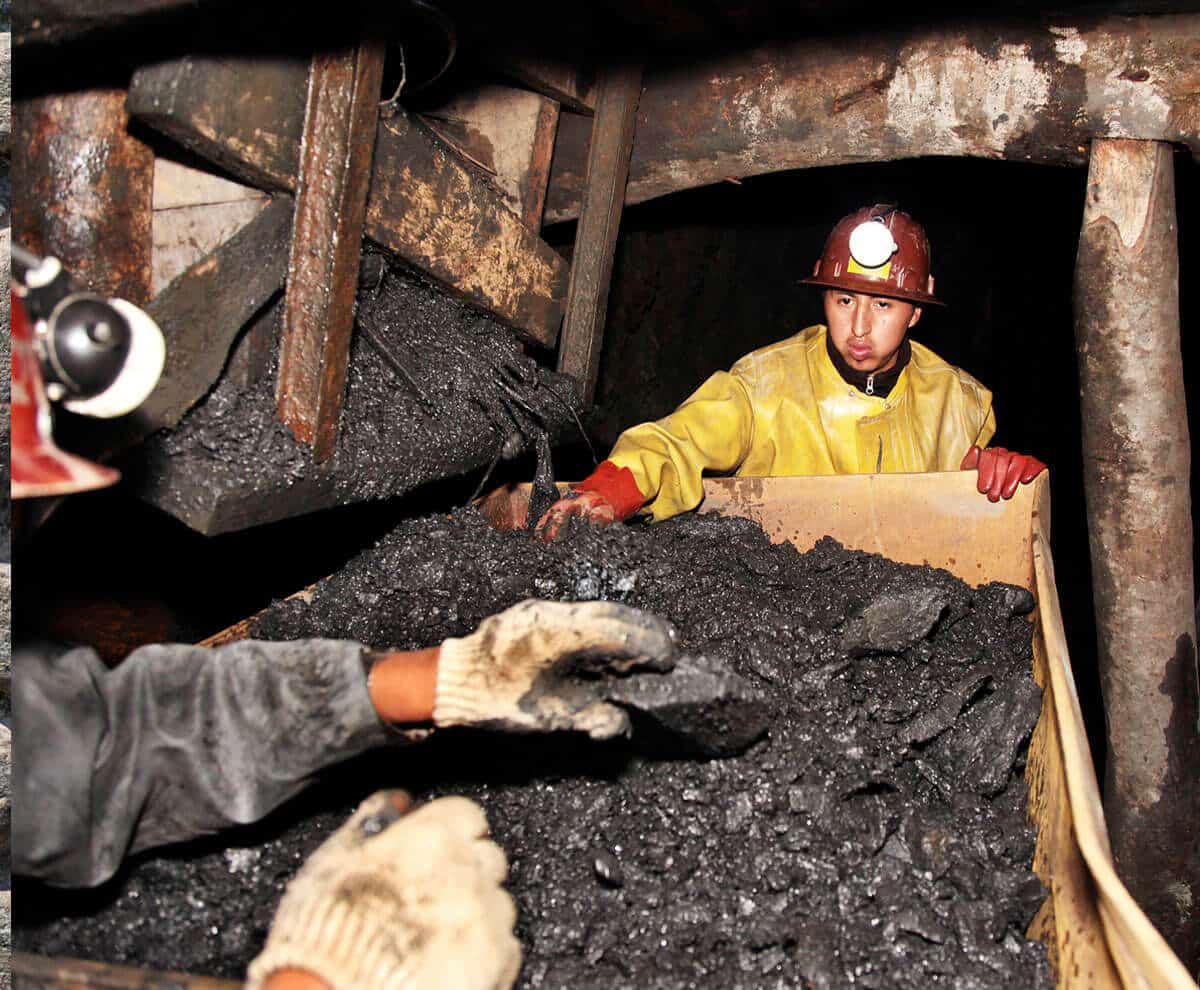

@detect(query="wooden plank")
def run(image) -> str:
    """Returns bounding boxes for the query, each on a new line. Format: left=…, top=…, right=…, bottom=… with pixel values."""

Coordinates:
left=87, top=196, right=293, bottom=456
left=277, top=38, right=386, bottom=462
left=544, top=15, right=1200, bottom=223
left=13, top=87, right=153, bottom=304
left=225, top=294, right=281, bottom=390
left=152, top=199, right=268, bottom=295
left=127, top=55, right=308, bottom=192
left=130, top=57, right=568, bottom=344
left=153, top=157, right=268, bottom=210
left=366, top=108, right=568, bottom=347
left=488, top=53, right=595, bottom=115
left=420, top=84, right=560, bottom=230
left=1073, top=138, right=1198, bottom=968
left=13, top=952, right=241, bottom=990
left=556, top=62, right=642, bottom=407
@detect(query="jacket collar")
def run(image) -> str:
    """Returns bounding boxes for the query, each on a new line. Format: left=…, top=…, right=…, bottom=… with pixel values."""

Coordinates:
left=824, top=331, right=912, bottom=398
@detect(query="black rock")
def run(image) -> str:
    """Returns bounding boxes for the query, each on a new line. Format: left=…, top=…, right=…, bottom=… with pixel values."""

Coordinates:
left=607, top=654, right=771, bottom=757
left=840, top=583, right=952, bottom=656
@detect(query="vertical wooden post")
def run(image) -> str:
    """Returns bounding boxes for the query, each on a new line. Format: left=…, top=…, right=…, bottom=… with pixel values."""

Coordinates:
left=13, top=89, right=154, bottom=303
left=556, top=61, right=642, bottom=407
left=1074, top=138, right=1199, bottom=967
left=276, top=36, right=385, bottom=463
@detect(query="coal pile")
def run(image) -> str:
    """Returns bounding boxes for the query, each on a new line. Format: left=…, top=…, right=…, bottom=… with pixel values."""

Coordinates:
left=125, top=260, right=582, bottom=534
left=15, top=510, right=1051, bottom=988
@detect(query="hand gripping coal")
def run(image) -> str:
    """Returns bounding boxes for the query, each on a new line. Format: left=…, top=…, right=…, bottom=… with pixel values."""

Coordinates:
left=433, top=599, right=678, bottom=740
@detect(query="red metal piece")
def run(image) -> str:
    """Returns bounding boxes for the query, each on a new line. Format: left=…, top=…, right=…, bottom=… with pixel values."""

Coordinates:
left=10, top=291, right=119, bottom=498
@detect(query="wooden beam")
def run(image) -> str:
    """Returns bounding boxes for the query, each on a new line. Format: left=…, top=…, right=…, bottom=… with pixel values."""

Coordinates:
left=152, top=159, right=270, bottom=294
left=97, top=196, right=293, bottom=452
left=1073, top=138, right=1199, bottom=969
left=420, top=84, right=560, bottom=230
left=130, top=57, right=568, bottom=344
left=366, top=108, right=568, bottom=346
left=556, top=62, right=642, bottom=407
left=545, top=15, right=1200, bottom=223
left=488, top=54, right=595, bottom=115
left=127, top=55, right=308, bottom=192
left=277, top=38, right=385, bottom=462
left=13, top=88, right=153, bottom=303
left=153, top=157, right=268, bottom=210
left=13, top=952, right=241, bottom=990
left=225, top=294, right=281, bottom=390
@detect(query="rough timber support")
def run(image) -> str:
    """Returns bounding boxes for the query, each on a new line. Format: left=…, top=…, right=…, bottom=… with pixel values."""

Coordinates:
left=80, top=196, right=294, bottom=457
left=365, top=108, right=568, bottom=346
left=277, top=38, right=385, bottom=463
left=419, top=84, right=560, bottom=231
left=128, top=58, right=568, bottom=345
left=545, top=15, right=1200, bottom=223
left=13, top=88, right=153, bottom=303
left=556, top=62, right=642, bottom=407
left=1073, top=138, right=1199, bottom=970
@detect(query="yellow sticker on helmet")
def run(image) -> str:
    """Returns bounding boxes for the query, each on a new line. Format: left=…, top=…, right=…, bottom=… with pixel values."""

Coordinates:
left=846, top=257, right=892, bottom=280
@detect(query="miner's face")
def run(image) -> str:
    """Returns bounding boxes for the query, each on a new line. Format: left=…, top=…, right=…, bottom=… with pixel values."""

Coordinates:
left=823, top=289, right=922, bottom=376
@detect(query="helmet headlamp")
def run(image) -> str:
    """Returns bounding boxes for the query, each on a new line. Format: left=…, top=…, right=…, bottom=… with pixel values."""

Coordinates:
left=847, top=219, right=898, bottom=270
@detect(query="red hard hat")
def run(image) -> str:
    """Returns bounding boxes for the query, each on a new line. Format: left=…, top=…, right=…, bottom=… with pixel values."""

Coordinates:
left=11, top=290, right=120, bottom=498
left=802, top=204, right=942, bottom=306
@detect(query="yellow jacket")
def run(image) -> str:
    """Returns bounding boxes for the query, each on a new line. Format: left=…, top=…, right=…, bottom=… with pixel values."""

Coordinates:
left=608, top=325, right=996, bottom=521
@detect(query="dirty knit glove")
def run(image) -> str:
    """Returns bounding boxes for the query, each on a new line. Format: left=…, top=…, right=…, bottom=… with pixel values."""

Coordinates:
left=434, top=599, right=676, bottom=739
left=246, top=791, right=520, bottom=990
left=536, top=460, right=646, bottom=540
left=960, top=445, right=1046, bottom=502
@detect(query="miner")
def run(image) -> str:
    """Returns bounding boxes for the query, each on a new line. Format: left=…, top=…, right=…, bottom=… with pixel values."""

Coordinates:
left=538, top=204, right=1045, bottom=538
left=11, top=252, right=677, bottom=990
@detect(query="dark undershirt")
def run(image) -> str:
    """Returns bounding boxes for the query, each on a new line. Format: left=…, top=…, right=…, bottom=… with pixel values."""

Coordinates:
left=825, top=332, right=912, bottom=398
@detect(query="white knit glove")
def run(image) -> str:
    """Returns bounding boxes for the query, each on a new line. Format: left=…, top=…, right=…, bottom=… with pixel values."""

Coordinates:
left=246, top=791, right=520, bottom=990
left=433, top=599, right=677, bottom=740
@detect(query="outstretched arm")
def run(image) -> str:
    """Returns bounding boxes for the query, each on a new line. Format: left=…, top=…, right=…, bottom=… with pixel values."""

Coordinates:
left=538, top=369, right=757, bottom=537
left=15, top=601, right=676, bottom=888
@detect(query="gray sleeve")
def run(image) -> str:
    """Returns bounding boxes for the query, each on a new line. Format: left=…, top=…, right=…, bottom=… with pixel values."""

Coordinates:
left=13, top=638, right=395, bottom=888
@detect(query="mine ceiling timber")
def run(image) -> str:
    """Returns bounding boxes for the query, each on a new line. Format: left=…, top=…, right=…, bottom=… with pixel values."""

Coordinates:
left=546, top=15, right=1200, bottom=224
left=127, top=57, right=569, bottom=347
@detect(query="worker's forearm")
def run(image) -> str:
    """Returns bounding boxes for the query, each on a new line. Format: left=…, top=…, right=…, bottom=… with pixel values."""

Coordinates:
left=13, top=639, right=394, bottom=887
left=608, top=369, right=755, bottom=521
left=368, top=647, right=440, bottom=723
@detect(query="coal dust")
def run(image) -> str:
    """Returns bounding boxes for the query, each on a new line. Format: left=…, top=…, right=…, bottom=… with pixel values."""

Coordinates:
left=15, top=509, right=1050, bottom=988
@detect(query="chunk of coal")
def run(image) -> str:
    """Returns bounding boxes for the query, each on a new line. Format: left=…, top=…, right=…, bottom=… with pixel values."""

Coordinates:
left=938, top=676, right=1043, bottom=796
left=607, top=654, right=770, bottom=756
left=840, top=583, right=952, bottom=656
left=903, top=669, right=994, bottom=746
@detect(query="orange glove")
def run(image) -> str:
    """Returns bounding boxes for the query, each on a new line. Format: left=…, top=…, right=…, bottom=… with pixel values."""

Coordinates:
left=536, top=461, right=645, bottom=540
left=960, top=445, right=1046, bottom=502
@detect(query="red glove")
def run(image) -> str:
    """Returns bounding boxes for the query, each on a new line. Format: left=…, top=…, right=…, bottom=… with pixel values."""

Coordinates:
left=536, top=461, right=646, bottom=541
left=960, top=445, right=1046, bottom=502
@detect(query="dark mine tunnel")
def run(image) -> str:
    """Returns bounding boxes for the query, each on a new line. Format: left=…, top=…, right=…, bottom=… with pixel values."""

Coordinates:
left=7, top=4, right=1200, bottom=989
